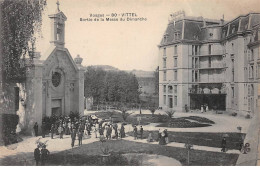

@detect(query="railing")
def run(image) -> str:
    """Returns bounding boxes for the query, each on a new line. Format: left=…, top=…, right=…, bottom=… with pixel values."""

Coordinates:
left=198, top=63, right=224, bottom=69
left=191, top=50, right=224, bottom=56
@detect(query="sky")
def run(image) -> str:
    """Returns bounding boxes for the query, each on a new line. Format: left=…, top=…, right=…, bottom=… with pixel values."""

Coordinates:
left=36, top=0, right=260, bottom=71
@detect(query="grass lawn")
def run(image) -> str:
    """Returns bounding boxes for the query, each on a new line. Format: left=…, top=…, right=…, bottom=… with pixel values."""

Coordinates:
left=92, top=111, right=215, bottom=128
left=45, top=140, right=239, bottom=166
left=127, top=131, right=245, bottom=150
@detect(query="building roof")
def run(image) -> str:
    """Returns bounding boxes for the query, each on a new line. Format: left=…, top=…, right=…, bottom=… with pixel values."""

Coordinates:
left=159, top=12, right=260, bottom=47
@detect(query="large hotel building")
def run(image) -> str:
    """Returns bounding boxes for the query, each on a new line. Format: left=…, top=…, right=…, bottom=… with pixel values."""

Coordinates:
left=158, top=12, right=260, bottom=116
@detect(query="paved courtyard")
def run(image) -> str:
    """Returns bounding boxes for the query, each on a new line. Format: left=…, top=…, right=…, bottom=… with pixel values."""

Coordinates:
left=0, top=111, right=251, bottom=165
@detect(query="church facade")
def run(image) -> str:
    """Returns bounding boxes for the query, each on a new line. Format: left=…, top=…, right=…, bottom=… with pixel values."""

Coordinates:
left=22, top=4, right=85, bottom=131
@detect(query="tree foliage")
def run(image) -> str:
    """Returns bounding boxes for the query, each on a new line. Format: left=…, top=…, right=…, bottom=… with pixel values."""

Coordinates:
left=1, top=0, right=46, bottom=82
left=165, top=109, right=175, bottom=119
left=84, top=66, right=140, bottom=105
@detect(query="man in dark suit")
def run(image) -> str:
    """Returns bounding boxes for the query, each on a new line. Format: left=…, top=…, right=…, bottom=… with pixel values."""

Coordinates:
left=71, top=128, right=77, bottom=148
left=50, top=124, right=55, bottom=139
left=33, top=122, right=38, bottom=137
left=41, top=122, right=45, bottom=138
left=34, top=145, right=41, bottom=166
left=41, top=145, right=50, bottom=166
left=78, top=130, right=83, bottom=146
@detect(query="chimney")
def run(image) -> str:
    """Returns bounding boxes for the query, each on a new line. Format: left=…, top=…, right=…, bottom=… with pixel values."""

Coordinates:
left=220, top=14, right=225, bottom=25
left=203, top=18, right=206, bottom=27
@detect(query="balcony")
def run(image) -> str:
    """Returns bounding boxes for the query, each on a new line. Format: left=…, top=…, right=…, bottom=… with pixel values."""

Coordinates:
left=191, top=50, right=224, bottom=57
left=192, top=62, right=224, bottom=70
left=189, top=84, right=226, bottom=95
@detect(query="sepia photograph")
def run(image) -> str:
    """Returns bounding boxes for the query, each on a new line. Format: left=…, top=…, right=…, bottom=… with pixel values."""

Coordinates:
left=0, top=0, right=259, bottom=166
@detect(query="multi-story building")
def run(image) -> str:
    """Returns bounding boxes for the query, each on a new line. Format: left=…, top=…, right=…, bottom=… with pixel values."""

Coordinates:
left=158, top=11, right=260, bottom=116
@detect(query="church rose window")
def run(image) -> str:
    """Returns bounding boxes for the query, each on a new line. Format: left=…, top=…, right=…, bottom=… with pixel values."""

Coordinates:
left=52, top=72, right=61, bottom=87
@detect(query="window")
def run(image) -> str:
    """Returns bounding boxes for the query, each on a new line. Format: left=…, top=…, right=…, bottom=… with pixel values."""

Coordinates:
left=174, top=45, right=178, bottom=55
left=163, top=71, right=167, bottom=81
left=168, top=85, right=173, bottom=94
left=208, top=57, right=211, bottom=68
left=174, top=32, right=181, bottom=40
left=174, top=58, right=178, bottom=67
left=231, top=59, right=234, bottom=81
left=14, top=87, right=19, bottom=111
left=231, top=26, right=236, bottom=34
left=192, top=58, right=194, bottom=68
left=251, top=84, right=254, bottom=96
left=222, top=30, right=226, bottom=38
left=174, top=96, right=177, bottom=106
left=208, top=44, right=212, bottom=55
left=251, top=49, right=254, bottom=61
left=163, top=85, right=166, bottom=93
left=174, top=70, right=178, bottom=81
left=195, top=58, right=199, bottom=68
left=52, top=72, right=62, bottom=87
left=232, top=70, right=234, bottom=82
left=174, top=85, right=177, bottom=94
left=248, top=85, right=251, bottom=95
left=168, top=95, right=173, bottom=108
left=192, top=45, right=200, bottom=55
left=195, top=71, right=198, bottom=82
left=163, top=58, right=167, bottom=68
left=250, top=65, right=254, bottom=78
left=258, top=64, right=260, bottom=78
left=192, top=70, right=194, bottom=82
left=163, top=95, right=166, bottom=105
left=163, top=48, right=166, bottom=56
left=164, top=35, right=167, bottom=43
left=231, top=87, right=234, bottom=98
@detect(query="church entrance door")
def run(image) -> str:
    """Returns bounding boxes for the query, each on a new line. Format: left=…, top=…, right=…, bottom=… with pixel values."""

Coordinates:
left=51, top=99, right=62, bottom=116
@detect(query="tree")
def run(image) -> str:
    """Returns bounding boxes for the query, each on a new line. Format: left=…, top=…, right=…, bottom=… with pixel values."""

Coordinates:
left=165, top=109, right=175, bottom=119
left=149, top=107, right=156, bottom=116
left=84, top=67, right=140, bottom=106
left=1, top=0, right=47, bottom=82
left=120, top=107, right=133, bottom=121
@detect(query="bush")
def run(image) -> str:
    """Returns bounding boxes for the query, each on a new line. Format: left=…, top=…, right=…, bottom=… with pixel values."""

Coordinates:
left=69, top=111, right=80, bottom=122
left=245, top=114, right=251, bottom=119
left=231, top=112, right=237, bottom=116
left=165, top=109, right=175, bottom=119
left=2, top=114, right=19, bottom=145
left=149, top=108, right=156, bottom=116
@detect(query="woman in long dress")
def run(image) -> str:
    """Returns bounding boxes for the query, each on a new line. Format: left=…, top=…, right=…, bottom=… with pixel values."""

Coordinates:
left=84, top=123, right=89, bottom=139
left=147, top=132, right=153, bottom=142
left=120, top=125, right=125, bottom=138
left=159, top=130, right=166, bottom=145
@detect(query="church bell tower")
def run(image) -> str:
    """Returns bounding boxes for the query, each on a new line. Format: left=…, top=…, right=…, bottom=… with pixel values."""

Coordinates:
left=48, top=0, right=67, bottom=47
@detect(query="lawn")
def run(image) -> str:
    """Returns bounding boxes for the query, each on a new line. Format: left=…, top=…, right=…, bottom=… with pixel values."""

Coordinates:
left=92, top=111, right=215, bottom=128
left=126, top=131, right=245, bottom=150
left=45, top=140, right=239, bottom=166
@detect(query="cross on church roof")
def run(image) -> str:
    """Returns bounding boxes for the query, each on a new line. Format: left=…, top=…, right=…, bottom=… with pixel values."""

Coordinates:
left=56, top=0, right=60, bottom=12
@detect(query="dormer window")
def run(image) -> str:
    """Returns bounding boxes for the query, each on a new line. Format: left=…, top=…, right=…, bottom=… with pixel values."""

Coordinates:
left=163, top=35, right=168, bottom=43
left=222, top=30, right=226, bottom=38
left=174, top=31, right=181, bottom=40
left=231, top=25, right=236, bottom=34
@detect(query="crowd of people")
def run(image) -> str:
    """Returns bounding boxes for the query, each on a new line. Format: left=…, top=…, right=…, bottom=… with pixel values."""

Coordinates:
left=132, top=126, right=169, bottom=145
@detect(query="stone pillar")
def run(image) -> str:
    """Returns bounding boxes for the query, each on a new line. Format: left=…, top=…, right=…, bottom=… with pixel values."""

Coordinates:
left=64, top=82, right=70, bottom=115
left=74, top=55, right=84, bottom=116
left=45, top=79, right=52, bottom=117
left=78, top=69, right=85, bottom=116
left=25, top=59, right=43, bottom=135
